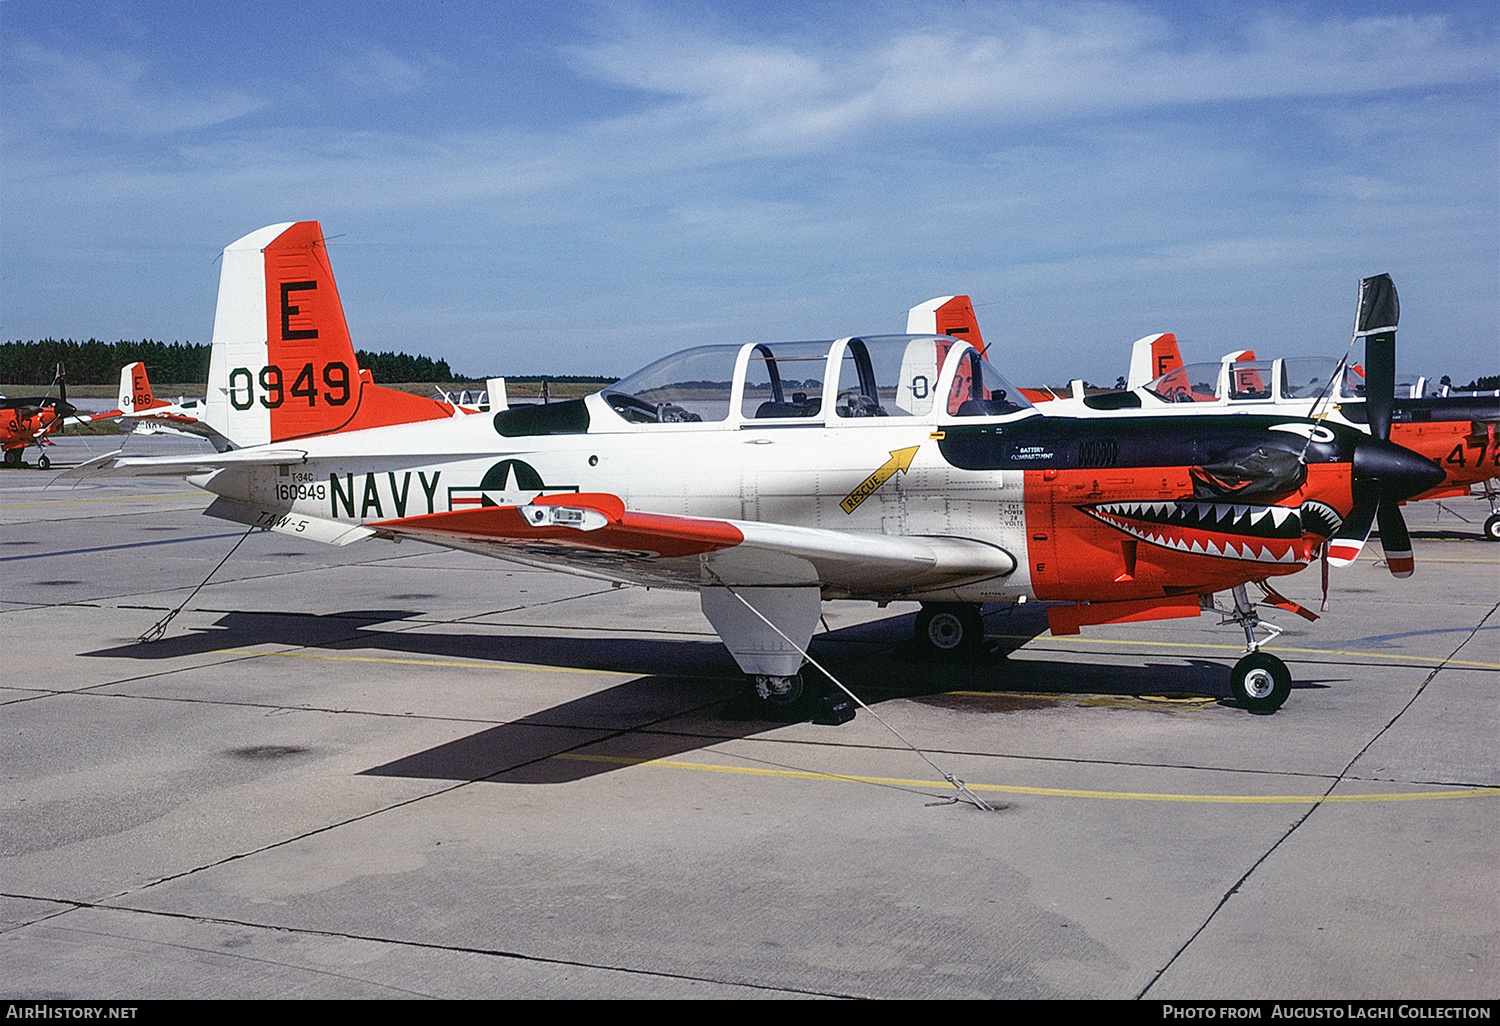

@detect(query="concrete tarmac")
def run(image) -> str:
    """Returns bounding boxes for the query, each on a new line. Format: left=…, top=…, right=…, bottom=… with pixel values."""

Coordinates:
left=2, top=435, right=1496, bottom=1000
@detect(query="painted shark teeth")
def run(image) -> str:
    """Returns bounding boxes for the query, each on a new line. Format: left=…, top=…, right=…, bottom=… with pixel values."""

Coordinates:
left=1082, top=500, right=1309, bottom=563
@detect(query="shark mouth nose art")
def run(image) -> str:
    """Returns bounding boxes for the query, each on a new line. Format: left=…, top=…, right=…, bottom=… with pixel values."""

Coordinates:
left=1082, top=501, right=1314, bottom=564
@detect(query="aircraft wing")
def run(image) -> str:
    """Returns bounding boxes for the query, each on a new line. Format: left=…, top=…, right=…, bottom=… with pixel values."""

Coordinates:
left=372, top=492, right=1017, bottom=595
left=62, top=409, right=125, bottom=427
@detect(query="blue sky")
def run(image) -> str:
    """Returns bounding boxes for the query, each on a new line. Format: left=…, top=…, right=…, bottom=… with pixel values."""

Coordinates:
left=3, top=1, right=1496, bottom=384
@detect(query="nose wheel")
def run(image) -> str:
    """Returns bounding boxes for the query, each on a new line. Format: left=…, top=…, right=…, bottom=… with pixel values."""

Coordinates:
left=1216, top=584, right=1295, bottom=714
left=1230, top=651, right=1291, bottom=714
left=1479, top=482, right=1500, bottom=541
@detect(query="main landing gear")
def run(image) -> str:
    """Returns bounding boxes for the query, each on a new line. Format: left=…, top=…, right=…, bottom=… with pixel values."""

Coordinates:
left=730, top=671, right=853, bottom=725
left=914, top=602, right=986, bottom=659
left=1481, top=482, right=1500, bottom=542
left=1221, top=584, right=1292, bottom=714
left=1, top=449, right=47, bottom=469
left=754, top=672, right=807, bottom=713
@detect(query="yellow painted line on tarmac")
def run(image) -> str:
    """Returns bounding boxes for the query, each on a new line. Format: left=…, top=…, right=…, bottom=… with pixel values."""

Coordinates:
left=220, top=646, right=623, bottom=676
left=553, top=752, right=1500, bottom=803
left=998, top=635, right=1500, bottom=671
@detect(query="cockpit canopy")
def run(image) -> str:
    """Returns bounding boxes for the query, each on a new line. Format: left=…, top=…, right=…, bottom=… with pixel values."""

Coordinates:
left=1145, top=357, right=1367, bottom=405
left=600, top=335, right=1032, bottom=426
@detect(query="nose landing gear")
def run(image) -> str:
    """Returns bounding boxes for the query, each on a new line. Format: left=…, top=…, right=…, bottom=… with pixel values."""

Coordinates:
left=1221, top=584, right=1292, bottom=714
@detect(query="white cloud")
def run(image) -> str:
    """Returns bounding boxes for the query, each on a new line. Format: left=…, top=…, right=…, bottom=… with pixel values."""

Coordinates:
left=6, top=40, right=266, bottom=138
left=339, top=46, right=430, bottom=93
left=563, top=4, right=1497, bottom=156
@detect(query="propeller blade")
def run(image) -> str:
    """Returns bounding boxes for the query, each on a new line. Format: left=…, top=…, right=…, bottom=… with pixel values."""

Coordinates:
left=1354, top=274, right=1398, bottom=442
left=1375, top=500, right=1413, bottom=578
left=56, top=374, right=69, bottom=431
left=1328, top=478, right=1378, bottom=567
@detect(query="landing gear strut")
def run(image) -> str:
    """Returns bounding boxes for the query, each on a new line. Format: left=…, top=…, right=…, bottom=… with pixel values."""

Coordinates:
left=1482, top=482, right=1500, bottom=542
left=914, top=602, right=985, bottom=658
left=1221, top=585, right=1292, bottom=714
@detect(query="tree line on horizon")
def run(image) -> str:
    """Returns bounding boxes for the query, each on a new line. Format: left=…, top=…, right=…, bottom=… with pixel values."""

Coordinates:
left=0, top=339, right=617, bottom=386
left=4, top=337, right=1488, bottom=391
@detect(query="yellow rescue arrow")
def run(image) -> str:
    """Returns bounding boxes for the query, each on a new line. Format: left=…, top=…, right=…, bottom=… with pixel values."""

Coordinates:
left=840, top=446, right=920, bottom=514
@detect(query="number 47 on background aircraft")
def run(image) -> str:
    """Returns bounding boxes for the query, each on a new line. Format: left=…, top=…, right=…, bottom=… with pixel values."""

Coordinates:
left=69, top=222, right=1444, bottom=721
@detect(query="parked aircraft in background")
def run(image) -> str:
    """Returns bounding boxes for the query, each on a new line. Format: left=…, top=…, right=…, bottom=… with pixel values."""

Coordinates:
left=78, top=347, right=485, bottom=450
left=912, top=298, right=1499, bottom=541
left=66, top=362, right=220, bottom=445
left=2, top=368, right=76, bottom=469
left=70, top=223, right=1444, bottom=720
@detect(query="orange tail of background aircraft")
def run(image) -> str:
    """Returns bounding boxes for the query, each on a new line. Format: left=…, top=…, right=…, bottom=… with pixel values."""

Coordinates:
left=905, top=295, right=986, bottom=355
left=1125, top=333, right=1184, bottom=389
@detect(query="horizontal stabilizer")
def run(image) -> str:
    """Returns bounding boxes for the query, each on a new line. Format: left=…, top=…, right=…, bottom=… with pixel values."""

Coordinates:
left=57, top=448, right=311, bottom=478
left=204, top=496, right=375, bottom=545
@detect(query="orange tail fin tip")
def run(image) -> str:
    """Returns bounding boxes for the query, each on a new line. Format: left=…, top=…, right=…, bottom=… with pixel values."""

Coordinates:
left=906, top=296, right=986, bottom=356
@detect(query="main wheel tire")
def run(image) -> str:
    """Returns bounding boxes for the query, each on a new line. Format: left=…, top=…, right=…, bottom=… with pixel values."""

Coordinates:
left=750, top=672, right=823, bottom=722
left=754, top=672, right=805, bottom=707
left=3, top=449, right=20, bottom=468
left=1230, top=652, right=1291, bottom=714
left=1484, top=514, right=1500, bottom=542
left=914, top=603, right=985, bottom=659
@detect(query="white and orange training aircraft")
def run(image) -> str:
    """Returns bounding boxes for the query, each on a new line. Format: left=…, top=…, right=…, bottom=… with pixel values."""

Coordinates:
left=68, top=362, right=219, bottom=444
left=69, top=222, right=1445, bottom=720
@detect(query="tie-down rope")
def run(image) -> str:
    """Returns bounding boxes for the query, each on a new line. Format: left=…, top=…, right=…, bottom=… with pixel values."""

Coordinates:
left=704, top=567, right=995, bottom=812
left=138, top=524, right=257, bottom=643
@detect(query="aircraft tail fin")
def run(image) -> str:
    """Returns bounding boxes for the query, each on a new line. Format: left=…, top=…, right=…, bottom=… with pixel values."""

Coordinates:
left=204, top=221, right=455, bottom=449
left=907, top=296, right=987, bottom=356
left=1126, top=333, right=1182, bottom=389
left=118, top=362, right=169, bottom=414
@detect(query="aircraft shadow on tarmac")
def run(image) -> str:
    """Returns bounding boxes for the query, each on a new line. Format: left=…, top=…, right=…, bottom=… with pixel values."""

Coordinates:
left=1403, top=527, right=1489, bottom=541
left=83, top=603, right=1326, bottom=785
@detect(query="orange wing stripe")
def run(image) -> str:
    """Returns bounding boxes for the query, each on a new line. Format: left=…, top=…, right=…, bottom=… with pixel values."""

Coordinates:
left=374, top=503, right=744, bottom=558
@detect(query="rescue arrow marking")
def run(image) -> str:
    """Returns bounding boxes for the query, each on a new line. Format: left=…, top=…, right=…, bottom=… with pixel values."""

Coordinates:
left=840, top=446, right=920, bottom=514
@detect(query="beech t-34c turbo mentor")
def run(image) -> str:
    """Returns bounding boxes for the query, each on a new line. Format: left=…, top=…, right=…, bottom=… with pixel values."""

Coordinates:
left=2, top=367, right=77, bottom=469
left=70, top=222, right=1444, bottom=718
